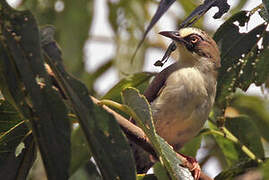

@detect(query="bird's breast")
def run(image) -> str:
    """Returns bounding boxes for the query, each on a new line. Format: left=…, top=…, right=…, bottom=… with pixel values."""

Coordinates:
left=151, top=67, right=216, bottom=149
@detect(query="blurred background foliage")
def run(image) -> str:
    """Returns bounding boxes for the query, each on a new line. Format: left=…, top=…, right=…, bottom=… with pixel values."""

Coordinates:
left=1, top=0, right=269, bottom=179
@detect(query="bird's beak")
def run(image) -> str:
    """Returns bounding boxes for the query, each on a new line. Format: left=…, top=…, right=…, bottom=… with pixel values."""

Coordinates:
left=159, top=31, right=186, bottom=44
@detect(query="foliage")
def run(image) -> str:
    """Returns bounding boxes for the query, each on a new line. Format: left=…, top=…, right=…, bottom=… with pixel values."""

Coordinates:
left=1, top=0, right=269, bottom=179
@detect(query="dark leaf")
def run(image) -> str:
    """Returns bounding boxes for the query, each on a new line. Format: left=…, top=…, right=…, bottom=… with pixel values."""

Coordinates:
left=180, top=0, right=230, bottom=28
left=0, top=100, right=35, bottom=180
left=230, top=94, right=269, bottom=142
left=133, top=0, right=230, bottom=63
left=234, top=31, right=269, bottom=90
left=214, top=11, right=266, bottom=107
left=225, top=116, right=264, bottom=159
left=0, top=3, right=71, bottom=179
left=259, top=5, right=269, bottom=23
left=0, top=134, right=36, bottom=180
left=41, top=26, right=136, bottom=180
left=70, top=160, right=102, bottom=180
left=70, top=126, right=91, bottom=175
left=215, top=160, right=259, bottom=180
left=137, top=174, right=158, bottom=180
left=131, top=0, right=176, bottom=62
left=263, top=0, right=269, bottom=20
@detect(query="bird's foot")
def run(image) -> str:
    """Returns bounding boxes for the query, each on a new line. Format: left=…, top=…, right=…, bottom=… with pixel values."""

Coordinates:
left=178, top=153, right=201, bottom=180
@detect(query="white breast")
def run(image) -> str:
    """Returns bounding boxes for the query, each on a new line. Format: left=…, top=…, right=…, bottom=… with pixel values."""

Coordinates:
left=151, top=67, right=216, bottom=149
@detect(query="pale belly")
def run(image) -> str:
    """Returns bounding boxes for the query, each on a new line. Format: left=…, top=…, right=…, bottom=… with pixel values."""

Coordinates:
left=151, top=68, right=216, bottom=150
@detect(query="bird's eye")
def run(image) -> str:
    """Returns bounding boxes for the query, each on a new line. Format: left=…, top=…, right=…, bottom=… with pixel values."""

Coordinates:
left=190, top=36, right=199, bottom=44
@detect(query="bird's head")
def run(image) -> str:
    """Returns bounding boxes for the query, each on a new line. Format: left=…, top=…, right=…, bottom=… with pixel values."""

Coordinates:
left=159, top=27, right=220, bottom=69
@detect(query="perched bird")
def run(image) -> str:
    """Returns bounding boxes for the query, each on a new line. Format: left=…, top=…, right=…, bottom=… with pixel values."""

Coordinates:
left=132, top=27, right=220, bottom=178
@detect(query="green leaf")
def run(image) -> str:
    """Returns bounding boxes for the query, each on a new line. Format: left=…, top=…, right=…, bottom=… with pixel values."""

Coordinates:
left=107, top=1, right=147, bottom=75
left=179, top=135, right=202, bottom=158
left=263, top=0, right=269, bottom=21
left=215, top=160, right=259, bottom=180
left=54, top=0, right=94, bottom=77
left=208, top=122, right=240, bottom=167
left=225, top=116, right=264, bottom=159
left=136, top=174, right=158, bottom=180
left=70, top=160, right=102, bottom=180
left=230, top=94, right=269, bottom=142
left=70, top=126, right=91, bottom=175
left=41, top=26, right=136, bottom=180
left=0, top=3, right=71, bottom=179
left=233, top=30, right=269, bottom=91
left=21, top=0, right=94, bottom=77
left=0, top=100, right=35, bottom=180
left=153, top=162, right=170, bottom=180
left=214, top=11, right=267, bottom=107
left=102, top=72, right=154, bottom=102
left=0, top=134, right=36, bottom=180
left=262, top=159, right=269, bottom=180
left=259, top=5, right=269, bottom=23
left=122, top=88, right=193, bottom=180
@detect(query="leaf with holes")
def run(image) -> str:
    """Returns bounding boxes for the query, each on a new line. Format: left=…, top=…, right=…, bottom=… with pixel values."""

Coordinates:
left=214, top=11, right=267, bottom=107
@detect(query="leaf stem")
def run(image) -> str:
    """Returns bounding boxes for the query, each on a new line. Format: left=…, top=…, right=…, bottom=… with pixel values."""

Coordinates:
left=98, top=99, right=130, bottom=115
left=203, top=127, right=263, bottom=163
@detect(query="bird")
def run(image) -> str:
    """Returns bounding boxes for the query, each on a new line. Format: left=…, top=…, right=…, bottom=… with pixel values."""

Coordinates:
left=132, top=27, right=220, bottom=179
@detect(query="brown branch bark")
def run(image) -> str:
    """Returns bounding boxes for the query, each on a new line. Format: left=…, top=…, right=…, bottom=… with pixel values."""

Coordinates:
left=91, top=96, right=213, bottom=180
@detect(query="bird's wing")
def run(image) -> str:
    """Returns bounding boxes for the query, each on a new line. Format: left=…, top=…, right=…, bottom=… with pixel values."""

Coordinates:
left=143, top=62, right=179, bottom=103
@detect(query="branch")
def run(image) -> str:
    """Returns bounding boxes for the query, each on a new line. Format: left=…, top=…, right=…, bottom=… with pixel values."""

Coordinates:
left=90, top=96, right=213, bottom=180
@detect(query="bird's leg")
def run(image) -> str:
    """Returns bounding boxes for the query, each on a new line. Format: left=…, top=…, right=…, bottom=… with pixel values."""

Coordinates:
left=177, top=153, right=201, bottom=180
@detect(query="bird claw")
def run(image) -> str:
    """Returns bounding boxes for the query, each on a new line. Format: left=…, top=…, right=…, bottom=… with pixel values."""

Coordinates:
left=187, top=157, right=201, bottom=180
left=178, top=153, right=201, bottom=180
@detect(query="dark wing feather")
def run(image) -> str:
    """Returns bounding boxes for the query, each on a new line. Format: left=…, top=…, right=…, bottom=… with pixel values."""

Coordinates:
left=144, top=62, right=179, bottom=103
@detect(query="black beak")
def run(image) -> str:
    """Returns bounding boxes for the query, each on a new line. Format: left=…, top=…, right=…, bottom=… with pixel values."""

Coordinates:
left=159, top=31, right=185, bottom=43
